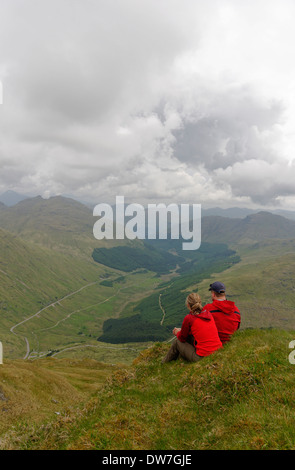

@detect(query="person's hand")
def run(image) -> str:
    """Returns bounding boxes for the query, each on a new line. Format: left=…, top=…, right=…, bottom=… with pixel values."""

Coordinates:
left=173, top=327, right=181, bottom=336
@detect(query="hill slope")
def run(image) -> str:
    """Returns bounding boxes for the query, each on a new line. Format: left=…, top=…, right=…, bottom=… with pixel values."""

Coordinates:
left=194, top=238, right=295, bottom=330
left=0, top=227, right=159, bottom=361
left=0, top=196, right=97, bottom=255
left=0, top=227, right=107, bottom=357
left=1, top=328, right=294, bottom=450
left=0, top=358, right=120, bottom=441
left=202, top=211, right=295, bottom=245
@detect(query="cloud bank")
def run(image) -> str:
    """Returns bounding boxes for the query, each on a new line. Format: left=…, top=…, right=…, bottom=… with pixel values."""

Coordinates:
left=0, top=0, right=295, bottom=208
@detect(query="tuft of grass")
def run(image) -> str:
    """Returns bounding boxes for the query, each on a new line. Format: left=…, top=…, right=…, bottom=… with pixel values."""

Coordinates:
left=1, top=328, right=295, bottom=450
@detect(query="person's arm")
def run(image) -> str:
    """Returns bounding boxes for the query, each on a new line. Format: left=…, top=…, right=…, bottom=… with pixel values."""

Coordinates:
left=234, top=305, right=241, bottom=330
left=173, top=327, right=181, bottom=336
left=176, top=315, right=191, bottom=343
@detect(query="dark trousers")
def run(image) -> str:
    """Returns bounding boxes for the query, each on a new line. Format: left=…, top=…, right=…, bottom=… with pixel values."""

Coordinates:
left=162, top=337, right=203, bottom=363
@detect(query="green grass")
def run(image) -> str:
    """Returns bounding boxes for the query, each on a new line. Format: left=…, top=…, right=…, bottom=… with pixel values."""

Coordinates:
left=0, top=357, right=120, bottom=442
left=13, top=269, right=158, bottom=360
left=195, top=238, right=295, bottom=330
left=1, top=328, right=294, bottom=450
left=0, top=227, right=109, bottom=358
left=0, top=227, right=162, bottom=362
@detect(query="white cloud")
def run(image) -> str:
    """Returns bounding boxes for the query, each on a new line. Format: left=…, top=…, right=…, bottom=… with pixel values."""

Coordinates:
left=0, top=0, right=295, bottom=208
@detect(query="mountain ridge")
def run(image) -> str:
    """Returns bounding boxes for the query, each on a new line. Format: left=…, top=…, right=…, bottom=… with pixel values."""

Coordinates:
left=0, top=195, right=144, bottom=255
left=202, top=206, right=295, bottom=220
left=2, top=194, right=295, bottom=246
left=201, top=210, right=295, bottom=244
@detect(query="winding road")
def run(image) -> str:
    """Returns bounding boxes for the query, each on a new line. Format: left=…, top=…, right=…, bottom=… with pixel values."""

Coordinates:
left=10, top=273, right=145, bottom=360
left=10, top=281, right=98, bottom=359
left=10, top=269, right=177, bottom=359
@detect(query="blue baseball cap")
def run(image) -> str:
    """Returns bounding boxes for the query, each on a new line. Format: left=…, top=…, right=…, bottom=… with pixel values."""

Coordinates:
left=209, top=281, right=226, bottom=293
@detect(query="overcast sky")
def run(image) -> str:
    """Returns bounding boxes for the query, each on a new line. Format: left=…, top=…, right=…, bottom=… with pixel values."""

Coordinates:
left=1, top=0, right=295, bottom=209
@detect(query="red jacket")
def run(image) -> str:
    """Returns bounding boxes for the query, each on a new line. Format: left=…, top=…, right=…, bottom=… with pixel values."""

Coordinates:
left=177, top=311, right=222, bottom=357
left=201, top=299, right=241, bottom=344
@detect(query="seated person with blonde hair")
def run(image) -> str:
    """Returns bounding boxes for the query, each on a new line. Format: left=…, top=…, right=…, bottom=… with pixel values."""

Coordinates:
left=162, top=292, right=222, bottom=363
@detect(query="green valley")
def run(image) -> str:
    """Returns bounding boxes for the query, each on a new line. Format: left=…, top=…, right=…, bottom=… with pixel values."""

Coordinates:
left=97, top=241, right=240, bottom=343
left=0, top=226, right=159, bottom=362
left=1, top=195, right=295, bottom=450
left=1, top=196, right=295, bottom=362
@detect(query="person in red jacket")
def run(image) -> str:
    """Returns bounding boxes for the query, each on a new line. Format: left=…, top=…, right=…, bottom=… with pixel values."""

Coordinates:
left=162, top=292, right=222, bottom=363
left=202, top=281, right=241, bottom=344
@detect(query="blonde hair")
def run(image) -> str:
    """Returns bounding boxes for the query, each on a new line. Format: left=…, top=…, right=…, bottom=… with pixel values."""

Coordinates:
left=186, top=293, right=202, bottom=314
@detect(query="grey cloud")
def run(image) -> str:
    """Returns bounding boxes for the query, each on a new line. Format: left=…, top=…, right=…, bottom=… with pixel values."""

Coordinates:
left=213, top=160, right=295, bottom=205
left=1, top=1, right=193, bottom=124
left=172, top=88, right=284, bottom=171
left=0, top=0, right=200, bottom=185
left=0, top=1, right=295, bottom=209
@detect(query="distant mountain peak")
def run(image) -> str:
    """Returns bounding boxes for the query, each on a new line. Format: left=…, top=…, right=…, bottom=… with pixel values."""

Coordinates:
left=0, top=190, right=29, bottom=207
left=245, top=211, right=288, bottom=221
left=202, top=210, right=295, bottom=244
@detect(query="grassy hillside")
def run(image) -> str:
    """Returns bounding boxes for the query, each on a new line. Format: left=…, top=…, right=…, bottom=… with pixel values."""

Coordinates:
left=0, top=226, right=106, bottom=355
left=0, top=195, right=131, bottom=256
left=1, top=197, right=295, bottom=450
left=194, top=238, right=295, bottom=330
left=0, top=196, right=177, bottom=360
left=0, top=358, right=120, bottom=440
left=0, top=195, right=100, bottom=257
left=201, top=211, right=295, bottom=244
left=1, top=328, right=294, bottom=450
left=2, top=195, right=295, bottom=361
left=0, top=227, right=158, bottom=361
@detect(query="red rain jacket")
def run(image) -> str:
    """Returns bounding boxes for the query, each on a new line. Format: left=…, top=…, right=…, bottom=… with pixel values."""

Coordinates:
left=201, top=299, right=241, bottom=344
left=177, top=311, right=222, bottom=357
